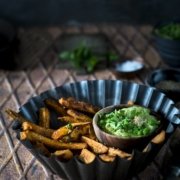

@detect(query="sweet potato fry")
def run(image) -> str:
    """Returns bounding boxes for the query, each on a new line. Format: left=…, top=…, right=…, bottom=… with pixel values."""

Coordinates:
left=52, top=122, right=90, bottom=140
left=88, top=125, right=97, bottom=140
left=61, top=125, right=90, bottom=142
left=59, top=97, right=100, bottom=114
left=60, top=135, right=71, bottom=143
left=5, top=109, right=30, bottom=123
left=22, top=121, right=54, bottom=138
left=67, top=109, right=92, bottom=122
left=79, top=149, right=96, bottom=164
left=52, top=125, right=71, bottom=140
left=54, top=149, right=73, bottom=160
left=68, top=127, right=82, bottom=141
left=142, top=144, right=151, bottom=153
left=35, top=142, right=50, bottom=157
left=108, top=147, right=132, bottom=159
left=39, top=107, right=50, bottom=128
left=44, top=98, right=67, bottom=116
left=58, top=116, right=80, bottom=123
left=127, top=100, right=134, bottom=105
left=99, top=154, right=115, bottom=162
left=68, top=97, right=77, bottom=101
left=81, top=125, right=91, bottom=135
left=70, top=126, right=90, bottom=141
left=81, top=136, right=108, bottom=154
left=20, top=131, right=87, bottom=150
left=151, top=130, right=166, bottom=144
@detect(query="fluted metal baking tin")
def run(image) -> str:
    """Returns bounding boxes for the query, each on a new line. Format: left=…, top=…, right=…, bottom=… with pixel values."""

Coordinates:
left=17, top=80, right=180, bottom=180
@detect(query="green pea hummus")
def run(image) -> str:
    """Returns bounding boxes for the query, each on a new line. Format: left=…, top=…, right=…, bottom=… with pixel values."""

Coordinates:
left=98, top=106, right=160, bottom=138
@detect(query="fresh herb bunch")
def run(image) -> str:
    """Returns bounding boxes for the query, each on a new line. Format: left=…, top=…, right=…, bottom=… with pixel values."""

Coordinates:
left=155, top=23, right=180, bottom=40
left=59, top=43, right=118, bottom=73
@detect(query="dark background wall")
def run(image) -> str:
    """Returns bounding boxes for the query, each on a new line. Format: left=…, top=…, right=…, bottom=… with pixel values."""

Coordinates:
left=0, top=0, right=180, bottom=26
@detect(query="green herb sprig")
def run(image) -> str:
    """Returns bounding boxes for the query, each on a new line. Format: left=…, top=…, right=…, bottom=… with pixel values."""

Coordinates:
left=59, top=43, right=118, bottom=73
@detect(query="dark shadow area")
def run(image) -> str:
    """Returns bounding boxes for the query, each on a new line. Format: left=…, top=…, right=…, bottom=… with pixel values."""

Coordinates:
left=0, top=0, right=180, bottom=26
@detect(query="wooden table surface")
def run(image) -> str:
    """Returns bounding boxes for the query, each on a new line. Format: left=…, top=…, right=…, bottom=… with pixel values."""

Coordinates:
left=0, top=24, right=177, bottom=180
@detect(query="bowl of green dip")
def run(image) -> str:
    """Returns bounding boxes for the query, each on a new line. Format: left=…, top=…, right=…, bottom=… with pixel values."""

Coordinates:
left=93, top=104, right=164, bottom=151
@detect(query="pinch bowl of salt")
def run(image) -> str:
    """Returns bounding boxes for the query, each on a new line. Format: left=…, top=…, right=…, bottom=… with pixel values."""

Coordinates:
left=114, top=60, right=144, bottom=75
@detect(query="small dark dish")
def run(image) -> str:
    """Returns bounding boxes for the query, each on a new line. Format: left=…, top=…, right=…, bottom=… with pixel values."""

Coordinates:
left=146, top=68, right=180, bottom=102
left=93, top=104, right=164, bottom=152
left=152, top=20, right=180, bottom=67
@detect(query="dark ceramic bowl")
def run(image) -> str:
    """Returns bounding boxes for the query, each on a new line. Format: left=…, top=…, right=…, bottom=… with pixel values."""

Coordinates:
left=146, top=68, right=180, bottom=102
left=153, top=20, right=180, bottom=67
left=93, top=104, right=164, bottom=152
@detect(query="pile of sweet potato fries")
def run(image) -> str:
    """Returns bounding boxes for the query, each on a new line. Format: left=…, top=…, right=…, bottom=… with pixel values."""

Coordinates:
left=5, top=97, right=165, bottom=164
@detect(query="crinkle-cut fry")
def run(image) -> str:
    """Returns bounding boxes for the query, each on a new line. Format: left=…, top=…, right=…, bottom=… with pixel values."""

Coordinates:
left=81, top=136, right=108, bottom=154
left=54, top=149, right=73, bottom=160
left=99, top=154, right=115, bottom=162
left=52, top=122, right=90, bottom=140
left=35, top=142, right=50, bottom=157
left=58, top=116, right=81, bottom=123
left=151, top=130, right=166, bottom=144
left=44, top=98, right=67, bottom=116
left=59, top=97, right=100, bottom=114
left=79, top=148, right=96, bottom=164
left=108, top=147, right=132, bottom=159
left=22, top=121, right=54, bottom=138
left=5, top=109, right=30, bottom=123
left=20, top=131, right=87, bottom=150
left=39, top=107, right=50, bottom=128
left=67, top=109, right=92, bottom=122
